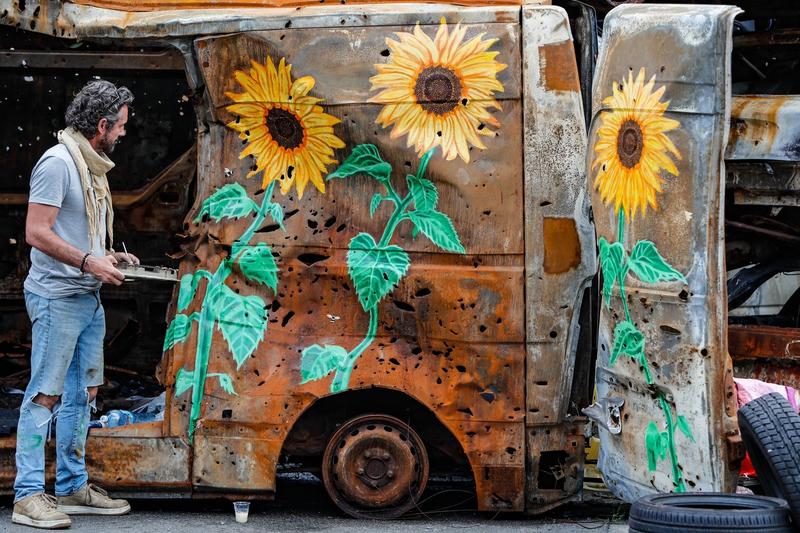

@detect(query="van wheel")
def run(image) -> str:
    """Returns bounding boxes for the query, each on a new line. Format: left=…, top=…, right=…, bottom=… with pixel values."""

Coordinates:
left=322, top=414, right=429, bottom=518
left=629, top=493, right=793, bottom=532
left=738, top=392, right=800, bottom=526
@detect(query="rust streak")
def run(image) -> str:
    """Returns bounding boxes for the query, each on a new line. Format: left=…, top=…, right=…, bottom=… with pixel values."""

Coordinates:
left=539, top=40, right=579, bottom=93
left=542, top=217, right=580, bottom=274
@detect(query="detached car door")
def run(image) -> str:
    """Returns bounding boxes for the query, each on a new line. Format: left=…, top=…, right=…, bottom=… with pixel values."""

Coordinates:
left=588, top=5, right=742, bottom=500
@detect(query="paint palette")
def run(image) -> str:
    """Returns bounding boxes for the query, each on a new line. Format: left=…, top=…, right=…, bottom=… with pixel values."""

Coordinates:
left=117, top=263, right=179, bottom=282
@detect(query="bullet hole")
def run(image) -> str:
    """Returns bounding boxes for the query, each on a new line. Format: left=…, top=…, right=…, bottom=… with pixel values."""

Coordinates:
left=254, top=369, right=261, bottom=376
left=506, top=447, right=516, bottom=454
left=380, top=49, right=390, bottom=57
left=496, top=317, right=503, bottom=324
left=437, top=131, right=442, bottom=137
left=461, top=98, right=468, bottom=106
left=222, top=409, right=232, bottom=419
left=336, top=224, right=347, bottom=233
left=436, top=377, right=442, bottom=384
left=324, top=216, right=337, bottom=228
left=540, top=200, right=552, bottom=207
left=298, top=253, right=329, bottom=266
left=477, top=123, right=485, bottom=131
left=393, top=299, right=415, bottom=312
left=389, top=358, right=400, bottom=365
left=678, top=289, right=689, bottom=301
left=701, top=348, right=708, bottom=356
left=659, top=325, right=681, bottom=335
left=466, top=431, right=477, bottom=437
left=415, top=288, right=431, bottom=298
left=457, top=408, right=473, bottom=416
left=549, top=330, right=558, bottom=338
left=257, top=223, right=281, bottom=233
left=480, top=391, right=495, bottom=403
left=307, top=219, right=318, bottom=229
left=281, top=311, right=295, bottom=327
left=482, top=210, right=491, bottom=216
left=455, top=365, right=466, bottom=373
left=536, top=381, right=548, bottom=386
left=284, top=208, right=299, bottom=220
left=284, top=20, right=292, bottom=28
left=479, top=325, right=487, bottom=333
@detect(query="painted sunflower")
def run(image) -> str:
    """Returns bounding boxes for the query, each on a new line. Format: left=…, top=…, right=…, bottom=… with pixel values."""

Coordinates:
left=225, top=57, right=345, bottom=198
left=369, top=18, right=506, bottom=163
left=593, top=68, right=682, bottom=219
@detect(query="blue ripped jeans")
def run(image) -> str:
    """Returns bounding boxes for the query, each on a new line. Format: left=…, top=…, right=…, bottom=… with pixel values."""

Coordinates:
left=14, top=290, right=105, bottom=502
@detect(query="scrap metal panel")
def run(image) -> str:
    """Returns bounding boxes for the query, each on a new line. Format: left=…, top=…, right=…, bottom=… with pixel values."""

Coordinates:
left=588, top=4, right=741, bottom=501
left=521, top=4, right=595, bottom=512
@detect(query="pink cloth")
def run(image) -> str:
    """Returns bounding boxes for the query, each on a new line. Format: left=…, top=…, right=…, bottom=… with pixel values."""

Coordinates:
left=734, top=377, right=800, bottom=412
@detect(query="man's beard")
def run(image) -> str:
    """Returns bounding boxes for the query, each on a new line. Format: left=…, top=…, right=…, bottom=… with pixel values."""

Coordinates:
left=98, top=132, right=118, bottom=155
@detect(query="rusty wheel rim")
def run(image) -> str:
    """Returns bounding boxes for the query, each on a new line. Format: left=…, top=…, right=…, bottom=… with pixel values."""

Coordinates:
left=322, top=414, right=429, bottom=518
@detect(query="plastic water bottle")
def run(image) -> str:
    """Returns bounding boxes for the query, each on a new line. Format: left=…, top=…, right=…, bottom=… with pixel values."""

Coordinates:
left=99, top=410, right=134, bottom=428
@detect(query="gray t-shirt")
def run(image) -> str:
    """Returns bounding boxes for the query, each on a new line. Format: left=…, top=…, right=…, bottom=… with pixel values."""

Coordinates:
left=24, top=144, right=106, bottom=298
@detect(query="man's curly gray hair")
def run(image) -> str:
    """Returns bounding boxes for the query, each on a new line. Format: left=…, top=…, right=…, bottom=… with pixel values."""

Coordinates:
left=65, top=80, right=134, bottom=138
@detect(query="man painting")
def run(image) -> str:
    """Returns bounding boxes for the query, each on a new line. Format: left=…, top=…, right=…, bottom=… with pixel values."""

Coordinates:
left=12, top=80, right=138, bottom=529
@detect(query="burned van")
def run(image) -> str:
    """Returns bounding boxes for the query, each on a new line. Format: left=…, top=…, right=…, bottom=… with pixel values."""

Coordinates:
left=0, top=0, right=797, bottom=518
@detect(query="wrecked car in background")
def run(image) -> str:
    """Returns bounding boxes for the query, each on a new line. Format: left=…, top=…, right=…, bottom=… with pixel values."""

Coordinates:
left=0, top=0, right=798, bottom=518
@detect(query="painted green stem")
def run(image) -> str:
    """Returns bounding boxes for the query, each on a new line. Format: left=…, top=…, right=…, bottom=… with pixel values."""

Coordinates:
left=617, top=210, right=631, bottom=322
left=331, top=306, right=379, bottom=392
left=329, top=149, right=434, bottom=392
left=614, top=207, right=685, bottom=492
left=186, top=180, right=276, bottom=442
left=659, top=393, right=686, bottom=492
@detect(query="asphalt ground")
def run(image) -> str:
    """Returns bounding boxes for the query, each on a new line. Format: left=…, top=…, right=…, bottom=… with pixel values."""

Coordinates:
left=0, top=474, right=629, bottom=532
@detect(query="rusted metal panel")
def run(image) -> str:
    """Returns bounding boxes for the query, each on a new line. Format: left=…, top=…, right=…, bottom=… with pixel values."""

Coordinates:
left=729, top=324, right=800, bottom=390
left=72, top=0, right=524, bottom=10
left=727, top=96, right=800, bottom=161
left=589, top=5, right=741, bottom=502
left=0, top=1, right=522, bottom=40
left=161, top=15, right=528, bottom=511
left=521, top=5, right=595, bottom=512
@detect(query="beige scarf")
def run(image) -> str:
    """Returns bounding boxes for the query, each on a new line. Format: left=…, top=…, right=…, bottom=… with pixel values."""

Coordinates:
left=57, top=127, right=115, bottom=251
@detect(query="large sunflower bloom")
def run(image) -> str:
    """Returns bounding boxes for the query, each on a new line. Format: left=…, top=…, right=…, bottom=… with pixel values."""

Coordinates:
left=369, top=18, right=506, bottom=163
left=225, top=57, right=345, bottom=198
left=592, top=68, right=682, bottom=219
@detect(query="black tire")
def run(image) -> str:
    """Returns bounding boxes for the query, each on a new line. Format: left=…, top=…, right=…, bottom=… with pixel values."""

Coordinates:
left=628, top=492, right=792, bottom=532
left=739, top=392, right=800, bottom=526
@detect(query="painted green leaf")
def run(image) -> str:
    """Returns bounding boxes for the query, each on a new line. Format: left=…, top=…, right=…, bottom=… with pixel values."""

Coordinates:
left=163, top=313, right=192, bottom=351
left=644, top=421, right=668, bottom=471
left=347, top=232, right=411, bottom=311
left=267, top=203, right=284, bottom=229
left=408, top=210, right=465, bottom=254
left=327, top=144, right=392, bottom=183
left=406, top=174, right=438, bottom=212
left=177, top=270, right=212, bottom=312
left=370, top=194, right=383, bottom=218
left=629, top=240, right=687, bottom=284
left=236, top=243, right=278, bottom=291
left=213, top=373, right=237, bottom=396
left=177, top=274, right=197, bottom=312
left=599, top=238, right=627, bottom=307
left=211, top=284, right=268, bottom=369
left=193, top=183, right=259, bottom=223
left=300, top=344, right=348, bottom=384
left=676, top=415, right=695, bottom=443
left=175, top=368, right=193, bottom=397
left=610, top=320, right=645, bottom=367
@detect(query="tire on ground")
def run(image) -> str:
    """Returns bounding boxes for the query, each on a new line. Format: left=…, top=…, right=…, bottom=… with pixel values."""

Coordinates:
left=628, top=492, right=793, bottom=532
left=738, top=391, right=800, bottom=526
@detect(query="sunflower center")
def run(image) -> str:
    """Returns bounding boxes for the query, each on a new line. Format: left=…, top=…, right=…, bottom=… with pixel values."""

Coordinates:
left=265, top=108, right=304, bottom=150
left=616, top=119, right=644, bottom=169
left=414, top=66, right=462, bottom=115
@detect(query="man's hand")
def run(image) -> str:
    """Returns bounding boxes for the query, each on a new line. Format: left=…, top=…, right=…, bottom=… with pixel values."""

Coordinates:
left=111, top=250, right=140, bottom=265
left=85, top=254, right=124, bottom=285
